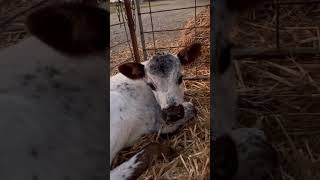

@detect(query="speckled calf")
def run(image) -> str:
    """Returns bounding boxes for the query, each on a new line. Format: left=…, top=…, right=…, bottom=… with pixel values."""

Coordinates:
left=110, top=43, right=201, bottom=179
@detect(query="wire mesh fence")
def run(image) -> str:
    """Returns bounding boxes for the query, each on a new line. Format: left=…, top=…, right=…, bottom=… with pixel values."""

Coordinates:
left=233, top=0, right=320, bottom=58
left=136, top=0, right=210, bottom=80
left=137, top=1, right=209, bottom=53
left=0, top=0, right=50, bottom=48
left=110, top=0, right=136, bottom=72
left=110, top=0, right=211, bottom=80
left=111, top=0, right=320, bottom=77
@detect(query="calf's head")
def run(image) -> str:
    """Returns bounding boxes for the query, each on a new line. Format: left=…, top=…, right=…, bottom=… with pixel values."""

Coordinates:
left=119, top=43, right=201, bottom=122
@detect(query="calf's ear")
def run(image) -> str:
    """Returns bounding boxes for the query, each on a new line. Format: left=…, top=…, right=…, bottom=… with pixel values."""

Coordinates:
left=118, top=63, right=145, bottom=80
left=177, top=42, right=201, bottom=65
left=25, top=2, right=109, bottom=56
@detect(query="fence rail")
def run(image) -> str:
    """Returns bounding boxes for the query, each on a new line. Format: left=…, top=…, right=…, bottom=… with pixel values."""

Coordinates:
left=136, top=1, right=210, bottom=60
left=110, top=0, right=320, bottom=79
left=132, top=0, right=211, bottom=81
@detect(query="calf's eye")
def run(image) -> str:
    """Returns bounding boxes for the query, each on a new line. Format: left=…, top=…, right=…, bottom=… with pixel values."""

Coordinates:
left=178, top=76, right=183, bottom=85
left=147, top=83, right=156, bottom=91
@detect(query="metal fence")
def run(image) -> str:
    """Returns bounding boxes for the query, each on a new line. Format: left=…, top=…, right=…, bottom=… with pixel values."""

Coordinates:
left=110, top=0, right=211, bottom=80
left=136, top=0, right=210, bottom=58
left=110, top=0, right=136, bottom=63
left=111, top=0, right=320, bottom=77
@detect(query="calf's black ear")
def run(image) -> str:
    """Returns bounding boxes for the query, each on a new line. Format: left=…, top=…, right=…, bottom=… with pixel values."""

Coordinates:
left=118, top=63, right=145, bottom=80
left=177, top=42, right=202, bottom=65
left=25, top=2, right=109, bottom=56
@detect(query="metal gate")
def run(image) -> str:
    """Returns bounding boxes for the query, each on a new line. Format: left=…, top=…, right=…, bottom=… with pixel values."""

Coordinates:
left=110, top=0, right=211, bottom=80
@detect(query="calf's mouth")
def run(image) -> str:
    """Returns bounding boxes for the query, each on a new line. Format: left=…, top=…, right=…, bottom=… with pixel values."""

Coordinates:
left=161, top=104, right=185, bottom=123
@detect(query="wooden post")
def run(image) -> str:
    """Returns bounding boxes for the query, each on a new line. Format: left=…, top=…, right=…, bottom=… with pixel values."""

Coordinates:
left=124, top=0, right=141, bottom=63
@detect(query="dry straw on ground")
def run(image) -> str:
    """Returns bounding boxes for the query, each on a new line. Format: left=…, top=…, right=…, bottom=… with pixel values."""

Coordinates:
left=111, top=7, right=211, bottom=180
left=232, top=2, right=320, bottom=180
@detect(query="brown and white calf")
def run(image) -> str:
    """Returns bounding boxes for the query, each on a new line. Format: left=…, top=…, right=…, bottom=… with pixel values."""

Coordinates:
left=0, top=2, right=108, bottom=180
left=110, top=44, right=201, bottom=179
left=213, top=0, right=278, bottom=180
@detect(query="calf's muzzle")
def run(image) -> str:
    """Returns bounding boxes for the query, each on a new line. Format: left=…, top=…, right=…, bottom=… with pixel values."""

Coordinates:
left=161, top=104, right=184, bottom=123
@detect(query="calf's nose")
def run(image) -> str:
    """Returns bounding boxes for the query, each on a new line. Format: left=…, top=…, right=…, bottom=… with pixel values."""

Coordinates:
left=161, top=104, right=184, bottom=123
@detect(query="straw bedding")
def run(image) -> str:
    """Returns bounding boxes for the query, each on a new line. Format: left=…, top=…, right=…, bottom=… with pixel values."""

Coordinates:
left=232, top=2, right=320, bottom=180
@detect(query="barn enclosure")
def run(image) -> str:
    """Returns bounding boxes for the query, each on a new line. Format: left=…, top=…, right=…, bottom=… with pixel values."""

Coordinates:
left=1, top=0, right=320, bottom=179
left=110, top=0, right=211, bottom=179
left=110, top=0, right=320, bottom=179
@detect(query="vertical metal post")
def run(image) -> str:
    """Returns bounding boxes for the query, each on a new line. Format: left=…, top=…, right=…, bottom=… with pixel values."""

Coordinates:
left=276, top=0, right=280, bottom=49
left=135, top=0, right=148, bottom=61
left=194, top=0, right=198, bottom=77
left=124, top=0, right=140, bottom=63
left=148, top=0, right=156, bottom=53
left=194, top=0, right=197, bottom=37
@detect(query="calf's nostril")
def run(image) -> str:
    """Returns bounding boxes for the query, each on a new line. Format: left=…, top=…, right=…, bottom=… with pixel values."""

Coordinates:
left=163, top=105, right=184, bottom=122
left=161, top=111, right=167, bottom=121
left=179, top=104, right=184, bottom=112
left=175, top=105, right=184, bottom=116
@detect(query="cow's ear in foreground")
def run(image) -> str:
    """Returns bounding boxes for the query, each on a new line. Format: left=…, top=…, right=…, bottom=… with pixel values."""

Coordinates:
left=25, top=3, right=109, bottom=55
left=118, top=63, right=145, bottom=80
left=177, top=42, right=201, bottom=65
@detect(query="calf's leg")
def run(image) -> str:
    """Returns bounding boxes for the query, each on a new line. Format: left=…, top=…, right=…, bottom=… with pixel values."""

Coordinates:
left=110, top=143, right=176, bottom=180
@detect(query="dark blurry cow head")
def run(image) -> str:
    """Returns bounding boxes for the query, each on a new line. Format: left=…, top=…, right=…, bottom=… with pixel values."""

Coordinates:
left=214, top=0, right=279, bottom=180
left=215, top=0, right=267, bottom=137
left=0, top=2, right=108, bottom=180
left=212, top=128, right=278, bottom=180
left=26, top=1, right=108, bottom=56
